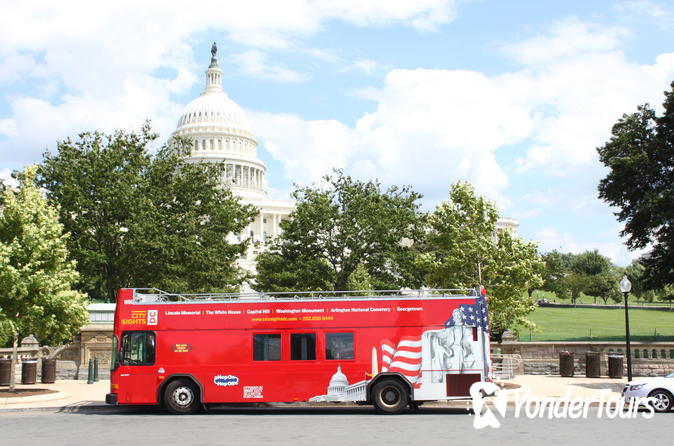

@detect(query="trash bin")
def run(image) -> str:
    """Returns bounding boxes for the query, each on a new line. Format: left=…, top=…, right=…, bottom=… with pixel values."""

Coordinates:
left=559, top=351, right=574, bottom=377
left=585, top=351, right=601, bottom=378
left=21, top=359, right=37, bottom=385
left=0, top=358, right=11, bottom=386
left=608, top=354, right=624, bottom=379
left=41, top=358, right=56, bottom=384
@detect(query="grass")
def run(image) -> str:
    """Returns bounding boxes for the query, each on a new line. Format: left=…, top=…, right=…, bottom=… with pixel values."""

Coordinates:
left=517, top=306, right=674, bottom=342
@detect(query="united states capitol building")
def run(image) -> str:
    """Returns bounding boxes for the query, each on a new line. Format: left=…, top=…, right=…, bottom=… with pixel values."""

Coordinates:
left=169, top=46, right=518, bottom=286
left=169, top=46, right=294, bottom=280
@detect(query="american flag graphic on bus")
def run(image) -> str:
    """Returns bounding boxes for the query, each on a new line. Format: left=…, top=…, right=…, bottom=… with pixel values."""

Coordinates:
left=381, top=336, right=422, bottom=384
left=445, top=288, right=490, bottom=333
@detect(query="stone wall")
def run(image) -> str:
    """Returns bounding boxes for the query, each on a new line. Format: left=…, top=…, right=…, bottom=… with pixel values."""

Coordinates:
left=0, top=323, right=113, bottom=382
left=495, top=340, right=674, bottom=377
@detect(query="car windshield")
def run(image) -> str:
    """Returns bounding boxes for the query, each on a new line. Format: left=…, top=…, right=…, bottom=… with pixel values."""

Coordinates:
left=666, top=372, right=674, bottom=378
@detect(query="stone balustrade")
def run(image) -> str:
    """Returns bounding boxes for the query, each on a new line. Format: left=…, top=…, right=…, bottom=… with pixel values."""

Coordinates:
left=495, top=340, right=674, bottom=377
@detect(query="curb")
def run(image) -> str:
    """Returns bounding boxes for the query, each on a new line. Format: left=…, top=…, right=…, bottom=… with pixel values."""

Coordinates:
left=0, top=402, right=110, bottom=414
left=0, top=390, right=70, bottom=406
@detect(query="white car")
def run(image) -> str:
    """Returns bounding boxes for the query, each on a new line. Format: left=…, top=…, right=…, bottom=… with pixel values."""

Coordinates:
left=622, top=372, right=674, bottom=412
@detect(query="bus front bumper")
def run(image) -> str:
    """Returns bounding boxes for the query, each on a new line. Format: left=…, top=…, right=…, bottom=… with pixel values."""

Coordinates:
left=105, top=393, right=118, bottom=405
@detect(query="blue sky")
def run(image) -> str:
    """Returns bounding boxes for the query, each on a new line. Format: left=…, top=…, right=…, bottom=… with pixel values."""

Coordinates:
left=1, top=0, right=673, bottom=265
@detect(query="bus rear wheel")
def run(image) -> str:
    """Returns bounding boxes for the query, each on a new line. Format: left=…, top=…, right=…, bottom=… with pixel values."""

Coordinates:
left=371, top=379, right=409, bottom=414
left=164, top=379, right=200, bottom=414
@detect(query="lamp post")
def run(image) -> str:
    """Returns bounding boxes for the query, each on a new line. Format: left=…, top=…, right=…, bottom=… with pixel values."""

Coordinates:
left=619, top=275, right=633, bottom=381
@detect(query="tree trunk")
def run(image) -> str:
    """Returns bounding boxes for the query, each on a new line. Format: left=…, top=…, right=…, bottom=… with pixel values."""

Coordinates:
left=9, top=331, right=18, bottom=392
left=335, top=274, right=349, bottom=294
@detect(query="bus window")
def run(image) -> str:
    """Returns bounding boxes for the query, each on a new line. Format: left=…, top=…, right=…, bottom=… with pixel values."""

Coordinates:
left=291, top=333, right=316, bottom=360
left=326, top=333, right=354, bottom=360
left=253, top=334, right=281, bottom=361
left=120, top=331, right=155, bottom=366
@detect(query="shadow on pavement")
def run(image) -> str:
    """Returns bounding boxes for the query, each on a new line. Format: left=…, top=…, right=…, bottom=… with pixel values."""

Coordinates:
left=59, top=404, right=473, bottom=417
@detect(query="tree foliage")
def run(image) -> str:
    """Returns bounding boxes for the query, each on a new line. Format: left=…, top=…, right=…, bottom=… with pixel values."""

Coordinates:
left=597, top=82, right=674, bottom=289
left=254, top=247, right=335, bottom=293
left=38, top=124, right=257, bottom=300
left=418, top=182, right=544, bottom=339
left=540, top=250, right=574, bottom=298
left=540, top=249, right=622, bottom=305
left=0, top=166, right=88, bottom=389
left=625, top=260, right=674, bottom=302
left=254, top=170, right=424, bottom=292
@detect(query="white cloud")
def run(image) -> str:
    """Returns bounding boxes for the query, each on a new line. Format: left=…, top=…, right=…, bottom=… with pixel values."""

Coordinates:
left=0, top=168, right=18, bottom=188
left=232, top=50, right=307, bottom=83
left=250, top=68, right=534, bottom=207
left=351, top=59, right=386, bottom=75
left=616, top=1, right=674, bottom=29
left=502, top=19, right=630, bottom=65
left=248, top=18, right=674, bottom=216
left=249, top=111, right=356, bottom=185
left=504, top=20, right=674, bottom=175
left=0, top=0, right=459, bottom=167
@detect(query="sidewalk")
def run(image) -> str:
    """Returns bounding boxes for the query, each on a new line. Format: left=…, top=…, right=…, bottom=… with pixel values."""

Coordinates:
left=507, top=375, right=626, bottom=397
left=0, top=380, right=110, bottom=411
left=0, top=375, right=627, bottom=412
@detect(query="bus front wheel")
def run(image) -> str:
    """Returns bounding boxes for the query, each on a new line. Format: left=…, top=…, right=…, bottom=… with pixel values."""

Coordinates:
left=371, top=379, right=409, bottom=414
left=164, top=379, right=200, bottom=414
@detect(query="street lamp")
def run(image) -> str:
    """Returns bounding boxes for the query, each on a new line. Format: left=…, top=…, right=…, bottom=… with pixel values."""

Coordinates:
left=619, top=275, right=633, bottom=381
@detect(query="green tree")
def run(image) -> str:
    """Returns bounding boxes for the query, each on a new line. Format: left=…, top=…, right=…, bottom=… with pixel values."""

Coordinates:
left=38, top=124, right=257, bottom=300
left=254, top=170, right=424, bottom=292
left=347, top=263, right=374, bottom=296
left=419, top=182, right=543, bottom=340
left=562, top=272, right=587, bottom=305
left=0, top=166, right=88, bottom=391
left=597, top=82, right=674, bottom=289
left=254, top=248, right=334, bottom=293
left=569, top=250, right=619, bottom=304
left=625, top=261, right=651, bottom=302
left=540, top=250, right=575, bottom=298
left=625, top=260, right=672, bottom=303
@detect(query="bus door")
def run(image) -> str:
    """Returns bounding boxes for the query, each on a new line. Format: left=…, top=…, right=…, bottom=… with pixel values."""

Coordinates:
left=117, top=331, right=158, bottom=404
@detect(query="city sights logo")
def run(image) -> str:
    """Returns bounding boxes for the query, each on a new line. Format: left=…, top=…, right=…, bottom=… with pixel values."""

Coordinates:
left=469, top=382, right=656, bottom=429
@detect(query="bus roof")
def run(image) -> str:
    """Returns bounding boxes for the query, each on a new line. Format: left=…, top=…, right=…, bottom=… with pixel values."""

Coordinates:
left=122, top=288, right=481, bottom=305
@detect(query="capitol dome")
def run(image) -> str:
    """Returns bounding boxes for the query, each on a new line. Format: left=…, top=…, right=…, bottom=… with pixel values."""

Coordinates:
left=328, top=366, right=349, bottom=395
left=177, top=91, right=252, bottom=136
left=171, top=44, right=266, bottom=200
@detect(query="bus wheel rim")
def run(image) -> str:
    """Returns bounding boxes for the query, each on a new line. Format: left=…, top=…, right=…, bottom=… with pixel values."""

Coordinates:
left=173, top=387, right=194, bottom=407
left=381, top=386, right=400, bottom=407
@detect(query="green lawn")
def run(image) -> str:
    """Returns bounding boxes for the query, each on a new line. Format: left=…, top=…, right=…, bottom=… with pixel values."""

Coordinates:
left=516, top=306, right=674, bottom=342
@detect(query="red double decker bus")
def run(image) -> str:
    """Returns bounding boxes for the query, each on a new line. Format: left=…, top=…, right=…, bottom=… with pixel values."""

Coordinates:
left=106, top=288, right=492, bottom=414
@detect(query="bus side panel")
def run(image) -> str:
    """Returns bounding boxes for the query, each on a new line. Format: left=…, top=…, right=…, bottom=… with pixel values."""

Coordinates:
left=116, top=294, right=491, bottom=405
left=153, top=322, right=489, bottom=404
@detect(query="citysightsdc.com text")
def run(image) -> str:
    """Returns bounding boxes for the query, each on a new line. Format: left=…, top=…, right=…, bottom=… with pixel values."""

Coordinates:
left=510, top=388, right=655, bottom=419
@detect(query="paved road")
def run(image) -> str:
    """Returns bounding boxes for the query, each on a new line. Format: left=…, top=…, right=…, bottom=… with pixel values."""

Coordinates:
left=0, top=406, right=667, bottom=446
